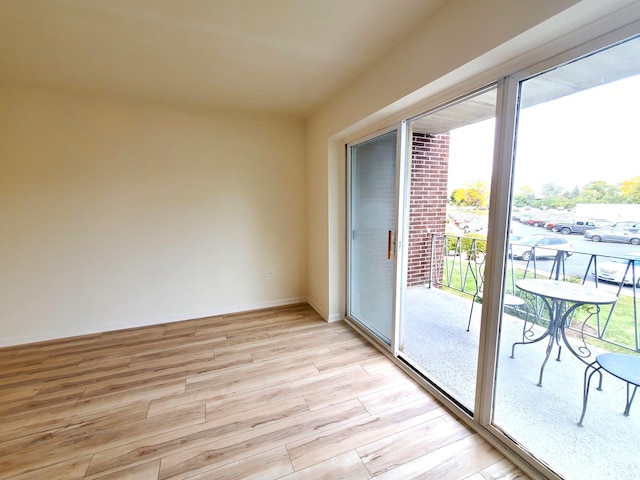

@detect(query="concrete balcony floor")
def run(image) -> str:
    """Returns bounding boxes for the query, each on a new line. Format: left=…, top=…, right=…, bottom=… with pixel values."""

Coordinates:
left=402, top=285, right=640, bottom=480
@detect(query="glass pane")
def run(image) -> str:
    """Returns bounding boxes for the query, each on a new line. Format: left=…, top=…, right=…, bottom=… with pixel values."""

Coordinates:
left=400, top=87, right=497, bottom=410
left=493, top=35, right=640, bottom=480
left=348, top=130, right=397, bottom=343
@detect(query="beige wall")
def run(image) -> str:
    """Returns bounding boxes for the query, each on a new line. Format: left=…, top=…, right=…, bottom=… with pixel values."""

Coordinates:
left=3, top=0, right=637, bottom=345
left=0, top=87, right=306, bottom=345
left=305, top=0, right=639, bottom=321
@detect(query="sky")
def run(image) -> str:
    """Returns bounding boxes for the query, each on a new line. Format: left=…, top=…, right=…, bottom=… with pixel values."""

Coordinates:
left=447, top=74, right=640, bottom=196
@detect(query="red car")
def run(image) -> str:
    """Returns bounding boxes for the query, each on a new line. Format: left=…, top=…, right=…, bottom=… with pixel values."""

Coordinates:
left=527, top=217, right=547, bottom=227
left=545, top=221, right=558, bottom=230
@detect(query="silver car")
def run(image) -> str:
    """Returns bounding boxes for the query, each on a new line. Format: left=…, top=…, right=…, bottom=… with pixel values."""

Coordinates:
left=509, top=236, right=573, bottom=261
left=584, top=228, right=640, bottom=245
left=596, top=253, right=640, bottom=288
left=611, top=221, right=640, bottom=233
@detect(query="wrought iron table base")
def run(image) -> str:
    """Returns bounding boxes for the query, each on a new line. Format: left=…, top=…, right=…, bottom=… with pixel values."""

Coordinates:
left=511, top=296, right=593, bottom=387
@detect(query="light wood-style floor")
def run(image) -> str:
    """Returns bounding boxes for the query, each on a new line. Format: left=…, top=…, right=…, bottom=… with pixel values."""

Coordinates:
left=0, top=303, right=527, bottom=479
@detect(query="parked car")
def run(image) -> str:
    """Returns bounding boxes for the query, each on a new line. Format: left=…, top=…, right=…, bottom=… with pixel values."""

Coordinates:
left=459, top=220, right=486, bottom=233
left=509, top=235, right=573, bottom=261
left=552, top=220, right=597, bottom=235
left=611, top=221, right=640, bottom=233
left=595, top=253, right=640, bottom=287
left=584, top=228, right=640, bottom=245
left=544, top=218, right=571, bottom=231
left=527, top=216, right=547, bottom=227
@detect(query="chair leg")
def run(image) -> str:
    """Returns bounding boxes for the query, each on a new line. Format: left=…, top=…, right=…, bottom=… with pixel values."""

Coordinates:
left=624, top=384, right=638, bottom=416
left=467, top=297, right=476, bottom=331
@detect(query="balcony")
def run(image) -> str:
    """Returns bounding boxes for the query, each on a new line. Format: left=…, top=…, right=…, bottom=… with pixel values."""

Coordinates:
left=401, top=233, right=640, bottom=480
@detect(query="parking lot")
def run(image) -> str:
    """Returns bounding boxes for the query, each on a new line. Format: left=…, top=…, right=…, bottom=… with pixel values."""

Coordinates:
left=511, top=223, right=640, bottom=295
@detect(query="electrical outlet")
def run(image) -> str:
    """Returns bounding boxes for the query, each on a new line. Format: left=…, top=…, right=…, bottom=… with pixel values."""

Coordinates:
left=265, top=271, right=275, bottom=277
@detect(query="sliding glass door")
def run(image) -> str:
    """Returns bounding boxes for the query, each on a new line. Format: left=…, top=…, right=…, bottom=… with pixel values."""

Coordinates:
left=492, top=34, right=640, bottom=480
left=345, top=24, right=640, bottom=480
left=399, top=87, right=498, bottom=411
left=347, top=128, right=402, bottom=344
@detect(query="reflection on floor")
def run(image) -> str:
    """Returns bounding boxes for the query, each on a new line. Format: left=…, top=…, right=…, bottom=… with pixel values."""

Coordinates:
left=402, top=285, right=640, bottom=480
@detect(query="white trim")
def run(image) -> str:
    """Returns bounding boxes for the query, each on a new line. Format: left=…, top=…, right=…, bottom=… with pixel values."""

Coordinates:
left=475, top=75, right=520, bottom=426
left=306, top=297, right=335, bottom=322
left=394, top=120, right=410, bottom=357
left=345, top=125, right=402, bottom=347
left=509, top=7, right=640, bottom=84
left=327, top=312, right=345, bottom=323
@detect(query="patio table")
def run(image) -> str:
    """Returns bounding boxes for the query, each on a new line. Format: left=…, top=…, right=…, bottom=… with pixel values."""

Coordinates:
left=511, top=278, right=618, bottom=387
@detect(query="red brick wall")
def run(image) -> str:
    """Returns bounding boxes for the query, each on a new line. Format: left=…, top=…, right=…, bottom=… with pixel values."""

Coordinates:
left=406, top=132, right=450, bottom=287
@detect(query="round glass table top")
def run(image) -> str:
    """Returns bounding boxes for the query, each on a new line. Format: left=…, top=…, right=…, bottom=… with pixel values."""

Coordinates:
left=516, top=279, right=618, bottom=305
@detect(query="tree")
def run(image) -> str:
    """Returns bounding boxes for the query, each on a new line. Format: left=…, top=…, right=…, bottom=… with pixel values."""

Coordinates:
left=568, top=186, right=580, bottom=199
left=577, top=181, right=620, bottom=203
left=620, top=176, right=640, bottom=203
left=449, top=181, right=489, bottom=210
left=513, top=185, right=535, bottom=207
left=536, top=183, right=566, bottom=209
left=450, top=188, right=466, bottom=206
left=465, top=181, right=489, bottom=210
left=540, top=183, right=564, bottom=198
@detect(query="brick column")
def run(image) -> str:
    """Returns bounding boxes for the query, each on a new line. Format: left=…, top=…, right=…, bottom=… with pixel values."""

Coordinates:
left=406, top=132, right=450, bottom=287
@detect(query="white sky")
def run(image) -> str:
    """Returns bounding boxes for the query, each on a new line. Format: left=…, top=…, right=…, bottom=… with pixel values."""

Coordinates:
left=447, top=74, right=640, bottom=196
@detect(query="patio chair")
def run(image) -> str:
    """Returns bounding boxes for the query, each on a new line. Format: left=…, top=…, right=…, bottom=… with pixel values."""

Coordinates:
left=578, top=352, right=640, bottom=426
left=466, top=249, right=527, bottom=331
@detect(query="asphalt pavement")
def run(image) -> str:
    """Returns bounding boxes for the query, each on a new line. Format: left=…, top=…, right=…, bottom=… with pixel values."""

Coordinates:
left=511, top=223, right=640, bottom=296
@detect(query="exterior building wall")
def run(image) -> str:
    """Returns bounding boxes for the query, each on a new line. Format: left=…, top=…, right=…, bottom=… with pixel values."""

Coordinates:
left=406, top=132, right=450, bottom=287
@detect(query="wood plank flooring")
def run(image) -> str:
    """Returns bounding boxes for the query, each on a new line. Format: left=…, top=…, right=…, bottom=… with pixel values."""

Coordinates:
left=0, top=304, right=527, bottom=479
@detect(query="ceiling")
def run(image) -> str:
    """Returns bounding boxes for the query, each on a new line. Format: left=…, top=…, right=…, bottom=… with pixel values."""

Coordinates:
left=0, top=0, right=447, bottom=117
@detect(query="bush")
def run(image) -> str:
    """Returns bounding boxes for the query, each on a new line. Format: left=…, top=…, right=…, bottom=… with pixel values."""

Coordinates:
left=446, top=234, right=487, bottom=257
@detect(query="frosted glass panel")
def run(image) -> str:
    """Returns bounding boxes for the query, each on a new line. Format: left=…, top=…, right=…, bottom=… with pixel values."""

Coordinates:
left=349, top=130, right=397, bottom=343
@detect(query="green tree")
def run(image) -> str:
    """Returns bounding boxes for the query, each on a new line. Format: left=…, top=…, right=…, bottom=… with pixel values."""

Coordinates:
left=540, top=183, right=564, bottom=198
left=577, top=181, right=620, bottom=203
left=537, top=183, right=565, bottom=209
left=513, top=185, right=535, bottom=207
left=568, top=186, right=580, bottom=198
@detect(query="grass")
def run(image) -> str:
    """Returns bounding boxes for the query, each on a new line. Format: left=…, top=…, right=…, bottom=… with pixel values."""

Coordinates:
left=437, top=255, right=640, bottom=354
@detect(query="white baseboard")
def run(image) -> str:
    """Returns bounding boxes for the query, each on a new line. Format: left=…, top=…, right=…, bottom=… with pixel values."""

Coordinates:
left=0, top=296, right=307, bottom=348
left=305, top=298, right=344, bottom=323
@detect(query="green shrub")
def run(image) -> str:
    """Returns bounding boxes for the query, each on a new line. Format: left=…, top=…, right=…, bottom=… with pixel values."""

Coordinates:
left=446, top=234, right=487, bottom=257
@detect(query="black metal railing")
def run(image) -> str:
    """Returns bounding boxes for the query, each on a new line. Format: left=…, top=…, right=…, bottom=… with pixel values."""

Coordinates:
left=427, top=233, right=640, bottom=353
